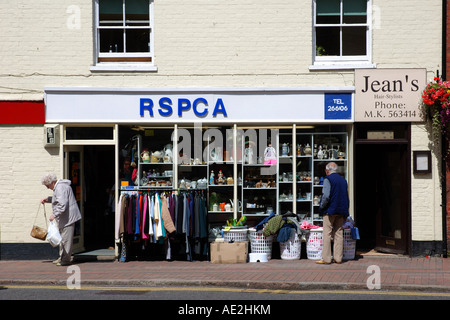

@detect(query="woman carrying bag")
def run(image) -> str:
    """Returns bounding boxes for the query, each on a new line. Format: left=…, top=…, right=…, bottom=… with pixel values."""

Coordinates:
left=41, top=173, right=82, bottom=266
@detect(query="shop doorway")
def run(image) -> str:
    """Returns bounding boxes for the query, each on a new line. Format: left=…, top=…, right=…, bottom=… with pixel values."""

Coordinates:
left=83, top=146, right=116, bottom=251
left=354, top=124, right=410, bottom=255
left=64, top=145, right=115, bottom=253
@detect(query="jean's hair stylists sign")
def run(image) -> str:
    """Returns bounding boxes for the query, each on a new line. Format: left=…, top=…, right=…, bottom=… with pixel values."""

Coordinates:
left=354, top=69, right=426, bottom=122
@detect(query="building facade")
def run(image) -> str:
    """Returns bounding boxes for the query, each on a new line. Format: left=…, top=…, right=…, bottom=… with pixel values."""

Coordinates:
left=0, top=0, right=446, bottom=259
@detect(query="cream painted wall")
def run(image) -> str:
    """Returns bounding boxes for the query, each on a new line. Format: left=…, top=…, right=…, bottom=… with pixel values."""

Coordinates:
left=0, top=0, right=443, bottom=244
left=0, top=1, right=442, bottom=100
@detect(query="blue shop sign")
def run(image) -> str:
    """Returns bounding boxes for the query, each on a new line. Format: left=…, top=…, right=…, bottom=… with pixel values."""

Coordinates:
left=324, top=93, right=352, bottom=120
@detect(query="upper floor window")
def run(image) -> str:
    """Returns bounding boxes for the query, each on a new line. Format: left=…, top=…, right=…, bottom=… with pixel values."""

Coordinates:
left=312, top=0, right=373, bottom=69
left=92, top=0, right=155, bottom=71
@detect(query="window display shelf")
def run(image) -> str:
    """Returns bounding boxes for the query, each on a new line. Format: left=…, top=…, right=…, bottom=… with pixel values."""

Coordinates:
left=122, top=127, right=348, bottom=228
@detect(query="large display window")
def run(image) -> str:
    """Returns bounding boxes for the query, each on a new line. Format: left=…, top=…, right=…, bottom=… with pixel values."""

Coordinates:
left=118, top=124, right=349, bottom=228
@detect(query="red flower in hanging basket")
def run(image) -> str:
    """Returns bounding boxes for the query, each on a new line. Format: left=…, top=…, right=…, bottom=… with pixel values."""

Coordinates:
left=421, top=77, right=450, bottom=140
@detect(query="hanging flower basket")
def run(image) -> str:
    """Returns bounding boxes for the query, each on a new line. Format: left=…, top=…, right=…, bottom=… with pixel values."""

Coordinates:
left=421, top=77, right=450, bottom=143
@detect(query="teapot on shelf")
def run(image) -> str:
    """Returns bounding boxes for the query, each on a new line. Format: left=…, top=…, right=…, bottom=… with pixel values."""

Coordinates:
left=141, top=148, right=150, bottom=163
left=281, top=143, right=290, bottom=156
left=163, top=144, right=173, bottom=163
left=151, top=150, right=162, bottom=163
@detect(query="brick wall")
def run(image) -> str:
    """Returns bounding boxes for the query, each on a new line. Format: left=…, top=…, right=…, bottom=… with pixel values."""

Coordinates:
left=0, top=125, right=60, bottom=244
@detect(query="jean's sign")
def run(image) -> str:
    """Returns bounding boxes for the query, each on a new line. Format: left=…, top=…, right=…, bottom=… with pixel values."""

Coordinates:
left=354, top=69, right=426, bottom=122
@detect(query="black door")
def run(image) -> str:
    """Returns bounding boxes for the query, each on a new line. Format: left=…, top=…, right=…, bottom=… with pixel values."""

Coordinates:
left=355, top=143, right=410, bottom=254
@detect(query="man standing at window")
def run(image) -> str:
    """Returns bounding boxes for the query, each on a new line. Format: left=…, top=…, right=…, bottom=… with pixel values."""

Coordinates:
left=41, top=173, right=82, bottom=266
left=317, top=162, right=349, bottom=264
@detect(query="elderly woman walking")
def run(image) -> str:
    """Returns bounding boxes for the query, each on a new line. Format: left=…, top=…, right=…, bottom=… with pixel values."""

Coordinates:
left=41, top=173, right=82, bottom=266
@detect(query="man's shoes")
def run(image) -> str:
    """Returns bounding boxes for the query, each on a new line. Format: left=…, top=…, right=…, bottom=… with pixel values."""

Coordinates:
left=56, top=261, right=71, bottom=266
left=315, top=259, right=342, bottom=264
left=52, top=258, right=61, bottom=265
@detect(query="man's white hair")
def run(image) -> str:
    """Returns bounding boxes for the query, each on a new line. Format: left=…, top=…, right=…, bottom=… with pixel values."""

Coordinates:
left=326, top=162, right=338, bottom=173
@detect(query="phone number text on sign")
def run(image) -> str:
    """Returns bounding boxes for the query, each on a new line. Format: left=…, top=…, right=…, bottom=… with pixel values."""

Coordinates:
left=324, top=93, right=352, bottom=120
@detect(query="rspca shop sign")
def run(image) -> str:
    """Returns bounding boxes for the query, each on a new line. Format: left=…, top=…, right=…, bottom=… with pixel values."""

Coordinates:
left=44, top=87, right=354, bottom=123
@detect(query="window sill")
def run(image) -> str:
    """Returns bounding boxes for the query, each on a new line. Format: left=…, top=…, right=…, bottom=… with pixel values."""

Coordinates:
left=90, top=63, right=158, bottom=72
left=309, top=62, right=376, bottom=71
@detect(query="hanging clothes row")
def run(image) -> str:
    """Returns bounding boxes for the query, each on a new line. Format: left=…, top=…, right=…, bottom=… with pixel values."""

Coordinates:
left=115, top=190, right=208, bottom=262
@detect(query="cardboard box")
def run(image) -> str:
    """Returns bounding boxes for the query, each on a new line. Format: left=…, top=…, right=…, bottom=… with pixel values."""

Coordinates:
left=210, top=241, right=248, bottom=264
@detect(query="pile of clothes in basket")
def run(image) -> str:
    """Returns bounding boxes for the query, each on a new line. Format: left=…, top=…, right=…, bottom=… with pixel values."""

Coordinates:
left=253, top=212, right=319, bottom=242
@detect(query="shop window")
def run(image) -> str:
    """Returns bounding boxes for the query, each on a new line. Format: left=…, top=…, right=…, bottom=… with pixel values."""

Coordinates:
left=311, top=0, right=373, bottom=69
left=66, top=127, right=114, bottom=140
left=92, top=0, right=156, bottom=71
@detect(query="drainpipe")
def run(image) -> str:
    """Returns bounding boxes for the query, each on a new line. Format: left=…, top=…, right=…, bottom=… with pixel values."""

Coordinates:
left=442, top=0, right=448, bottom=258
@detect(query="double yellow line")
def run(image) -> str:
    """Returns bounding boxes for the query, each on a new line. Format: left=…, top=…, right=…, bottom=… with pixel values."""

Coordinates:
left=3, top=285, right=450, bottom=298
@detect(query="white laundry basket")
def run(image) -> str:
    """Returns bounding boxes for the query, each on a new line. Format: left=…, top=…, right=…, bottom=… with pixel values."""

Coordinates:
left=223, top=227, right=248, bottom=242
left=248, top=230, right=273, bottom=259
left=279, top=228, right=302, bottom=260
left=306, top=228, right=323, bottom=260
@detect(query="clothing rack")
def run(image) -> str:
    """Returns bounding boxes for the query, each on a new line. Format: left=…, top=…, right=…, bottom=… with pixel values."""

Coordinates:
left=116, top=189, right=208, bottom=262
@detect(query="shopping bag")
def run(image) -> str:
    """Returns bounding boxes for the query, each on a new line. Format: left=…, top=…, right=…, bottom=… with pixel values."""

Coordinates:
left=30, top=203, right=48, bottom=241
left=351, top=227, right=360, bottom=240
left=30, top=225, right=47, bottom=241
left=46, top=221, right=62, bottom=247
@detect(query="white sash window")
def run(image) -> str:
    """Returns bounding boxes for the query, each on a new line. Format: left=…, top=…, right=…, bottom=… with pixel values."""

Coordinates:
left=312, top=0, right=374, bottom=70
left=92, top=0, right=156, bottom=71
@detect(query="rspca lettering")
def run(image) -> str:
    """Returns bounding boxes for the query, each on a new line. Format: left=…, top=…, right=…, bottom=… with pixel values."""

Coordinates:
left=140, top=97, right=228, bottom=118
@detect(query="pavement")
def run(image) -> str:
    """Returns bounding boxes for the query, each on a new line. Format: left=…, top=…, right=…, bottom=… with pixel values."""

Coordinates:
left=1, top=251, right=450, bottom=292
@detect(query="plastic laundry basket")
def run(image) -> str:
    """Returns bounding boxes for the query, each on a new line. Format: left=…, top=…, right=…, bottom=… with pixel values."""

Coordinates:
left=279, top=228, right=302, bottom=260
left=306, top=228, right=323, bottom=260
left=343, top=228, right=356, bottom=260
left=223, top=228, right=248, bottom=242
left=249, top=230, right=273, bottom=259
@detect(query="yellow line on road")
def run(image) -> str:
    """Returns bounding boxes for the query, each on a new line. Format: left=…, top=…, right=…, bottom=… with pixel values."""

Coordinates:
left=3, top=285, right=450, bottom=297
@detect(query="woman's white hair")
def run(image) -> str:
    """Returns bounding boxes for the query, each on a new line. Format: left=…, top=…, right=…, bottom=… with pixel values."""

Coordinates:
left=41, top=173, right=57, bottom=186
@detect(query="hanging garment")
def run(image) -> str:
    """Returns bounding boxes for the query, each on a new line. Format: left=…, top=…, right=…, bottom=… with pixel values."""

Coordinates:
left=147, top=195, right=153, bottom=236
left=126, top=195, right=135, bottom=235
left=134, top=193, right=141, bottom=240
left=176, top=194, right=184, bottom=232
left=149, top=195, right=156, bottom=243
left=168, top=194, right=176, bottom=228
left=161, top=195, right=176, bottom=234
left=183, top=194, right=192, bottom=261
left=158, top=193, right=166, bottom=239
left=116, top=193, right=127, bottom=240
left=142, top=194, right=149, bottom=240
left=154, top=193, right=164, bottom=239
